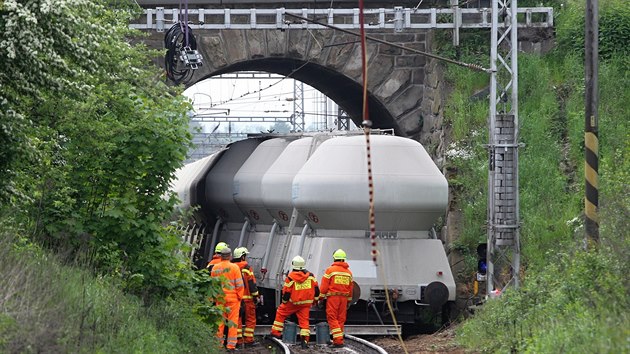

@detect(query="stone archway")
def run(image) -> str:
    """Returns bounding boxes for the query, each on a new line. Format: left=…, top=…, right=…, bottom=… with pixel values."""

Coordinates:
left=209, top=58, right=397, bottom=133
left=145, top=27, right=445, bottom=140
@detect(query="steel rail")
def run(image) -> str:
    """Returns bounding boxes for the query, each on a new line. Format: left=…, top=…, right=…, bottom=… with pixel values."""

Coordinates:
left=277, top=334, right=389, bottom=354
left=346, top=334, right=389, bottom=354
left=269, top=336, right=291, bottom=354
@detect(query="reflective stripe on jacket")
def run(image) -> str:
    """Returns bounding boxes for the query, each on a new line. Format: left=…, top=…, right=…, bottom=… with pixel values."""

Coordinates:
left=211, top=259, right=245, bottom=300
left=320, top=262, right=353, bottom=300
left=282, top=270, right=320, bottom=305
left=233, top=260, right=259, bottom=300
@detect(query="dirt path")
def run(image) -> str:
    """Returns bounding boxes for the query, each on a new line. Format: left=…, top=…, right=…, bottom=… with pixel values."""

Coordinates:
left=371, top=325, right=466, bottom=354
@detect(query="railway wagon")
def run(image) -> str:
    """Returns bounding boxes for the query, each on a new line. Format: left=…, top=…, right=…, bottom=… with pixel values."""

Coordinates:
left=171, top=130, right=455, bottom=326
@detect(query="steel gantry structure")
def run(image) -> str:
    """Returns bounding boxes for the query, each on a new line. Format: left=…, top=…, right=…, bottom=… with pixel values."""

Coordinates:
left=486, top=0, right=522, bottom=294
left=131, top=2, right=553, bottom=296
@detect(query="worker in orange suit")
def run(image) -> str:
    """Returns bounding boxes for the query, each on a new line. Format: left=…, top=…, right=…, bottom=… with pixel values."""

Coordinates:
left=270, top=255, right=320, bottom=348
left=210, top=247, right=244, bottom=352
left=232, top=247, right=260, bottom=346
left=207, top=241, right=229, bottom=270
left=320, top=249, right=353, bottom=348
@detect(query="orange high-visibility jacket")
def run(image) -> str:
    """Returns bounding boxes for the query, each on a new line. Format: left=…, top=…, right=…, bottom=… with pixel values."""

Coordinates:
left=281, top=270, right=320, bottom=305
left=211, top=259, right=245, bottom=300
left=320, top=261, right=353, bottom=301
left=233, top=260, right=259, bottom=301
left=206, top=255, right=221, bottom=269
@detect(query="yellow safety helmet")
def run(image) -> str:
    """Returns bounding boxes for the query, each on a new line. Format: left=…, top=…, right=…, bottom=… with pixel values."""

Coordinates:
left=291, top=255, right=306, bottom=270
left=215, top=242, right=228, bottom=253
left=234, top=247, right=249, bottom=259
left=333, top=249, right=347, bottom=261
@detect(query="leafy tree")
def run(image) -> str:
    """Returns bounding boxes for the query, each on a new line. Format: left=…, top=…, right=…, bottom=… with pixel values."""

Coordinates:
left=0, top=0, right=221, bottom=307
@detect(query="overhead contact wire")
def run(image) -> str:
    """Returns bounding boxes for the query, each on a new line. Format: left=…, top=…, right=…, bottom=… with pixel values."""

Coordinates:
left=285, top=13, right=489, bottom=73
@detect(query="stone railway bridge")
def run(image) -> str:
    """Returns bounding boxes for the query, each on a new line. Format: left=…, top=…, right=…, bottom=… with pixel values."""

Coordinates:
left=134, top=1, right=552, bottom=149
left=134, top=2, right=472, bottom=148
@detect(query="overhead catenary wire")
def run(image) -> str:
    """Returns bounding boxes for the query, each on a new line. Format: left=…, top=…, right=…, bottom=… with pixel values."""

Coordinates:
left=195, top=88, right=316, bottom=107
left=203, top=60, right=313, bottom=109
left=284, top=12, right=489, bottom=73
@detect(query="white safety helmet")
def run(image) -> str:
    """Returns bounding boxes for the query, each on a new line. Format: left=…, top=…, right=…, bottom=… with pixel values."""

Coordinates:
left=234, top=247, right=249, bottom=259
left=291, top=255, right=306, bottom=270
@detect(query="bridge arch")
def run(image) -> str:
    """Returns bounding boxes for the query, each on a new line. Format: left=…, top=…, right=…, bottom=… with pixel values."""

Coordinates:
left=161, top=27, right=440, bottom=138
left=206, top=58, right=396, bottom=132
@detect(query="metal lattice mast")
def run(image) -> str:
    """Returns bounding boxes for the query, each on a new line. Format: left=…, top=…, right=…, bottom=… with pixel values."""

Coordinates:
left=487, top=0, right=521, bottom=294
left=337, top=107, right=351, bottom=131
left=292, top=80, right=305, bottom=132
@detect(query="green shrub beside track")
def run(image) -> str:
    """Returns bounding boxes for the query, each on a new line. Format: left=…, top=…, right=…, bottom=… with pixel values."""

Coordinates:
left=444, top=0, right=629, bottom=352
left=0, top=0, right=223, bottom=352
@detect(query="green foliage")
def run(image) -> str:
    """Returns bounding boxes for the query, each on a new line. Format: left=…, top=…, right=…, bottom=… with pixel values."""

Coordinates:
left=435, top=28, right=490, bottom=65
left=458, top=249, right=629, bottom=353
left=0, top=232, right=220, bottom=353
left=0, top=0, right=207, bottom=302
left=556, top=0, right=630, bottom=60
left=597, top=57, right=630, bottom=253
left=1, top=0, right=225, bottom=349
left=449, top=4, right=630, bottom=352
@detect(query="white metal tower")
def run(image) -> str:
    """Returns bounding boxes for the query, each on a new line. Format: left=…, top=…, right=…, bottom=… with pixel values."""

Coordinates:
left=487, top=0, right=521, bottom=294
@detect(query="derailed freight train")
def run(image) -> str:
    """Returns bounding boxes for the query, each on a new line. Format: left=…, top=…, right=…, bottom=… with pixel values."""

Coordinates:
left=171, top=130, right=455, bottom=326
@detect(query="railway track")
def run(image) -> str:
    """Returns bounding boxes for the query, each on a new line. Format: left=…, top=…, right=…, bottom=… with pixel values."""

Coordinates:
left=267, top=334, right=388, bottom=354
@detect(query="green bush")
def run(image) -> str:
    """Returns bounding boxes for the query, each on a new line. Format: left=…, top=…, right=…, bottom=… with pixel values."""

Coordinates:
left=458, top=249, right=629, bottom=353
left=556, top=0, right=630, bottom=59
left=452, top=2, right=629, bottom=352
left=0, top=232, right=219, bottom=353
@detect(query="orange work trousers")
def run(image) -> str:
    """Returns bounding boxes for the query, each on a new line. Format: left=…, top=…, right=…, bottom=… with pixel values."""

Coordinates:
left=325, top=296, right=348, bottom=345
left=270, top=302, right=311, bottom=342
left=237, top=300, right=257, bottom=344
left=216, top=296, right=242, bottom=350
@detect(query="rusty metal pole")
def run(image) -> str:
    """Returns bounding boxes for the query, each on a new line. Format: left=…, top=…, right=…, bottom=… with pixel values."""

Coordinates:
left=584, top=0, right=599, bottom=247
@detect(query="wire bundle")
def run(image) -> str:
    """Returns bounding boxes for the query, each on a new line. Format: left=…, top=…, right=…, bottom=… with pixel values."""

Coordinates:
left=164, top=23, right=199, bottom=85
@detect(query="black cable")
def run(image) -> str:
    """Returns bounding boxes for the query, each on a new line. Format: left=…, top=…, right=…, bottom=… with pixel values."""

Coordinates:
left=164, top=22, right=199, bottom=85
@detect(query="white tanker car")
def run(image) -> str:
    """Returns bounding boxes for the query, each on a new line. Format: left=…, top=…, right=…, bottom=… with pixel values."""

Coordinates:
left=172, top=130, right=455, bottom=327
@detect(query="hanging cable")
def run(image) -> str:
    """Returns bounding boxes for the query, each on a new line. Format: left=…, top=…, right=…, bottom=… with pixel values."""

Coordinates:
left=164, top=0, right=203, bottom=85
left=355, top=0, right=409, bottom=350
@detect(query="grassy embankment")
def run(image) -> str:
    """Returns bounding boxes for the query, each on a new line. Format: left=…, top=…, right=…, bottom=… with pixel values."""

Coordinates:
left=442, top=0, right=629, bottom=352
left=0, top=231, right=216, bottom=353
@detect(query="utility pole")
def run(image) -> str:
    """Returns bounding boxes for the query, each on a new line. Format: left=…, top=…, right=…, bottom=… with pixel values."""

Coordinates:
left=584, top=0, right=599, bottom=247
left=486, top=0, right=521, bottom=294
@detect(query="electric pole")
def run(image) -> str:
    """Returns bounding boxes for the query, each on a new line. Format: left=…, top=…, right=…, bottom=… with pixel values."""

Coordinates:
left=584, top=0, right=599, bottom=247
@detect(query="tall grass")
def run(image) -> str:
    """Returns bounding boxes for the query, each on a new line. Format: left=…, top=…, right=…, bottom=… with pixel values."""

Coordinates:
left=452, top=5, right=630, bottom=350
left=0, top=230, right=218, bottom=353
